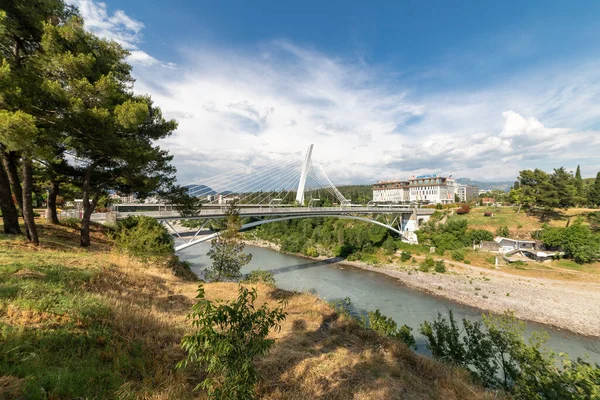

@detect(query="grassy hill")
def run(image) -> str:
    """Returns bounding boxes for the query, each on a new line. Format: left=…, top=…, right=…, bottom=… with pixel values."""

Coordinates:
left=0, top=222, right=493, bottom=399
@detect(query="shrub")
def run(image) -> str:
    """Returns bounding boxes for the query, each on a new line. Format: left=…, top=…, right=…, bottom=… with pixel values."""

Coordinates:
left=400, top=251, right=412, bottom=262
left=468, top=229, right=494, bottom=243
left=368, top=309, right=416, bottom=349
left=435, top=203, right=443, bottom=210
left=243, top=269, right=275, bottom=286
left=179, top=285, right=286, bottom=398
left=456, top=204, right=471, bottom=214
left=113, top=215, right=174, bottom=258
left=434, top=260, right=446, bottom=273
left=451, top=250, right=465, bottom=261
left=382, top=236, right=397, bottom=255
left=419, top=256, right=435, bottom=272
left=303, top=246, right=319, bottom=257
left=420, top=311, right=600, bottom=397
left=484, top=212, right=493, bottom=217
left=541, top=220, right=600, bottom=263
left=496, top=226, right=510, bottom=237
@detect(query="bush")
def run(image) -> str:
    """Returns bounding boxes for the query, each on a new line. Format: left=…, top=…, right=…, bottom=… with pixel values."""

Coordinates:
left=368, top=309, right=416, bottom=349
left=400, top=251, right=412, bottom=262
left=496, top=226, right=510, bottom=237
left=484, top=212, right=493, bottom=217
left=179, top=285, right=286, bottom=398
left=382, top=236, right=397, bottom=255
left=456, top=204, right=471, bottom=214
left=434, top=260, right=446, bottom=273
left=468, top=229, right=494, bottom=243
left=541, top=220, right=600, bottom=263
left=113, top=216, right=174, bottom=258
left=419, top=256, right=435, bottom=272
left=451, top=250, right=465, bottom=261
left=243, top=269, right=275, bottom=286
left=420, top=311, right=600, bottom=396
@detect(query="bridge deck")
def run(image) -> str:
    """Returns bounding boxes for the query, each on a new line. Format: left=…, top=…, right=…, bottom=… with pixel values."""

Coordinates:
left=116, top=206, right=435, bottom=220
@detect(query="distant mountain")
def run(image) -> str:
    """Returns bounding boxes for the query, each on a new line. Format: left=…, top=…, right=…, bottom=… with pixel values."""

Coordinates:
left=456, top=178, right=513, bottom=192
left=185, top=184, right=216, bottom=196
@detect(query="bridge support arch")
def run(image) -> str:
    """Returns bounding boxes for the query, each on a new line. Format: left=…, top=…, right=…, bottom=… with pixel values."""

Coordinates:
left=174, top=214, right=404, bottom=252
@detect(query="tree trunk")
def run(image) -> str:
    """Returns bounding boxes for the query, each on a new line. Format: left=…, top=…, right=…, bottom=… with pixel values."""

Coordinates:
left=80, top=167, right=99, bottom=247
left=1, top=151, right=24, bottom=212
left=46, top=180, right=60, bottom=224
left=21, top=157, right=38, bottom=245
left=0, top=161, right=21, bottom=234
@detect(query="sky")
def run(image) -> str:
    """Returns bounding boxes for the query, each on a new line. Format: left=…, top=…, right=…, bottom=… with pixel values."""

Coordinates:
left=66, top=0, right=600, bottom=184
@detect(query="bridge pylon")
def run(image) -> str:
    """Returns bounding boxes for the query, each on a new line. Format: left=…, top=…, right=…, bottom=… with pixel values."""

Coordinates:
left=295, top=144, right=313, bottom=206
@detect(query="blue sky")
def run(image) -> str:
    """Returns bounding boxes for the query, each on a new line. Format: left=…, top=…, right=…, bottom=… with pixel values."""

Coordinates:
left=67, top=0, right=600, bottom=183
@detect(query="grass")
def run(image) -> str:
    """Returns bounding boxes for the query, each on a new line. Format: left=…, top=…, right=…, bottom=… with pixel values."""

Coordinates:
left=454, top=206, right=598, bottom=237
left=0, top=221, right=497, bottom=399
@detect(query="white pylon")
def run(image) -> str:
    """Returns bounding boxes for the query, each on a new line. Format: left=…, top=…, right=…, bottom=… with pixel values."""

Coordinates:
left=295, top=144, right=313, bottom=205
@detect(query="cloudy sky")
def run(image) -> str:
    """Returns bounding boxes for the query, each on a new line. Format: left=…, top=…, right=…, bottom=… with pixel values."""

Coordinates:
left=66, top=0, right=600, bottom=184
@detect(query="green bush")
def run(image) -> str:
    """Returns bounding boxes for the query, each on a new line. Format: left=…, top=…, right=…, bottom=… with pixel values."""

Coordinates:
left=419, top=256, right=435, bottom=272
left=179, top=285, right=286, bottom=398
left=113, top=216, right=174, bottom=258
left=420, top=311, right=600, bottom=396
left=496, top=226, right=510, bottom=237
left=243, top=269, right=275, bottom=286
left=400, top=251, right=412, bottom=262
left=368, top=309, right=416, bottom=349
left=451, top=250, right=465, bottom=261
left=468, top=229, right=494, bottom=242
left=434, top=260, right=446, bottom=273
left=541, top=220, right=600, bottom=263
left=382, top=236, right=397, bottom=255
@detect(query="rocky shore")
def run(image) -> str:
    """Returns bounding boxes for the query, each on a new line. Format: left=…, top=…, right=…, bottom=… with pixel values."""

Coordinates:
left=243, top=239, right=600, bottom=339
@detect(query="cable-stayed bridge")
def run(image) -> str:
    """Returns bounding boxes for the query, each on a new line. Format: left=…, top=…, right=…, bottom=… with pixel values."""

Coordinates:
left=112, top=145, right=434, bottom=251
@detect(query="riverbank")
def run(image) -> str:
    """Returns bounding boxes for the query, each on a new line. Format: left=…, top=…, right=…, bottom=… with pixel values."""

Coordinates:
left=0, top=222, right=494, bottom=399
left=243, top=238, right=600, bottom=339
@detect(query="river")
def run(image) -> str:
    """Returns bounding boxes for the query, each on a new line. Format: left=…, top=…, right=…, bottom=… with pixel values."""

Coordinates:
left=178, top=241, right=600, bottom=364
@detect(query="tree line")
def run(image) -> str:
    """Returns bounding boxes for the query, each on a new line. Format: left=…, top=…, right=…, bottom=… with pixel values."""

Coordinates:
left=510, top=165, right=600, bottom=209
left=0, top=1, right=198, bottom=246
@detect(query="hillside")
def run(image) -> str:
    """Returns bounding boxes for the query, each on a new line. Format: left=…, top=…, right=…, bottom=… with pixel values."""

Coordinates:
left=0, top=222, right=493, bottom=399
left=455, top=178, right=513, bottom=191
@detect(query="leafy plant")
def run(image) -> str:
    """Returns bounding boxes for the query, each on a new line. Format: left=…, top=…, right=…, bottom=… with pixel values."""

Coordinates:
left=400, top=251, right=412, bottom=262
left=434, top=260, right=446, bottom=273
left=496, top=226, right=510, bottom=237
left=451, top=250, right=465, bottom=261
left=113, top=215, right=174, bottom=258
left=368, top=309, right=416, bottom=349
left=243, top=269, right=276, bottom=286
left=179, top=284, right=287, bottom=399
left=206, top=203, right=252, bottom=281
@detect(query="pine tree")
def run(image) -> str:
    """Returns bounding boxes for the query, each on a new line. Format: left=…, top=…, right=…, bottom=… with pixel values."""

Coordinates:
left=574, top=165, right=585, bottom=205
left=589, top=171, right=600, bottom=207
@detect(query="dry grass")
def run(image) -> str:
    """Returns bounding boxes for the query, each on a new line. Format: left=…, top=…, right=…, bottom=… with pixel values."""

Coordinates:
left=0, top=222, right=497, bottom=399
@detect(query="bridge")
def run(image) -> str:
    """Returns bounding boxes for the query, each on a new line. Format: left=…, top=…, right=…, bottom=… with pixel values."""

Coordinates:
left=110, top=145, right=435, bottom=251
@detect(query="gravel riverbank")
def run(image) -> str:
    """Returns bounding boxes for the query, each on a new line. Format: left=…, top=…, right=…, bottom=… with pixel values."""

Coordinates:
left=243, top=239, right=600, bottom=339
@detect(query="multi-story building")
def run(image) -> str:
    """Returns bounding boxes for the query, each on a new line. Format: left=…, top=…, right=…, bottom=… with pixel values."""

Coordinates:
left=456, top=184, right=479, bottom=203
left=372, top=180, right=410, bottom=203
left=408, top=175, right=456, bottom=204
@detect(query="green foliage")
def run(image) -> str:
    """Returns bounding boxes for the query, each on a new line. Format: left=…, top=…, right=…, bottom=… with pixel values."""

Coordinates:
left=420, top=311, right=600, bottom=396
left=588, top=172, right=600, bottom=206
left=113, top=215, right=174, bottom=258
left=382, top=236, right=397, bottom=255
left=541, top=220, right=600, bottom=263
left=400, top=250, right=412, bottom=262
left=434, top=260, right=446, bottom=273
left=419, top=256, right=435, bottom=272
left=468, top=229, right=494, bottom=243
left=179, top=285, right=286, bottom=399
left=206, top=203, right=252, bottom=281
left=496, top=226, right=510, bottom=237
left=451, top=249, right=465, bottom=261
left=367, top=309, right=416, bottom=349
left=243, top=269, right=276, bottom=286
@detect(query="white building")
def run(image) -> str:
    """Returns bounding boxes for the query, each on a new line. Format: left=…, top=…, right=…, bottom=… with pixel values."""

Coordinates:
left=408, top=175, right=456, bottom=204
left=372, top=180, right=410, bottom=203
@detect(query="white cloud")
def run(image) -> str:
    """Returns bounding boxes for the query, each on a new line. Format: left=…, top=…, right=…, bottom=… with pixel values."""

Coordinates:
left=66, top=0, right=174, bottom=68
left=68, top=1, right=600, bottom=184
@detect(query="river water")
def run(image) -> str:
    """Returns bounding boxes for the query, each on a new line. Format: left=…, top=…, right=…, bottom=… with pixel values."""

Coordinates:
left=178, top=241, right=600, bottom=363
